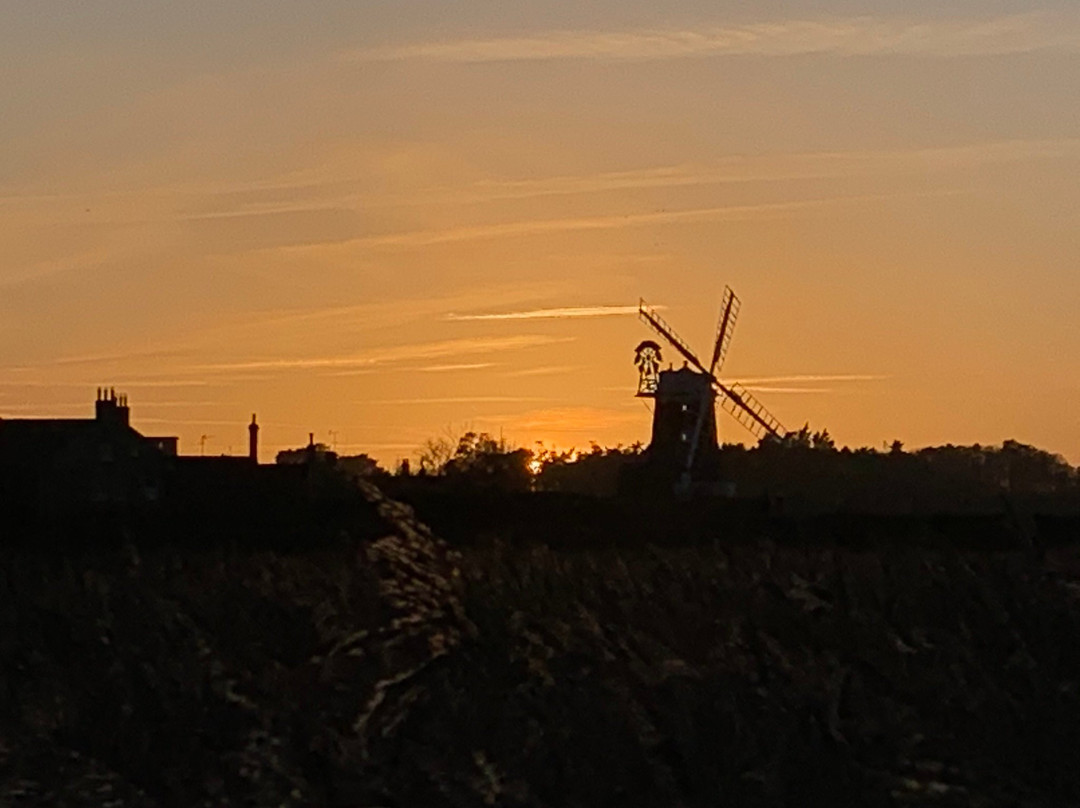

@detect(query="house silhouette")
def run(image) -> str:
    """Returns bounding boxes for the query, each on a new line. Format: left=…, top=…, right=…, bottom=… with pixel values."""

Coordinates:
left=0, top=389, right=178, bottom=515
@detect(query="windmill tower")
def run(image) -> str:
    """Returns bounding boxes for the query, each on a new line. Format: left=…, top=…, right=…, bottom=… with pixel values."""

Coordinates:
left=635, top=286, right=787, bottom=492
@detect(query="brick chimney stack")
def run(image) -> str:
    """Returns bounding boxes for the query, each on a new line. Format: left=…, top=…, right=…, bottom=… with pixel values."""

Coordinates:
left=95, top=387, right=130, bottom=428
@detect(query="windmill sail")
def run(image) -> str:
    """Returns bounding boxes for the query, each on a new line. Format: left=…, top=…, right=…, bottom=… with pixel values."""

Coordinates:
left=708, top=286, right=740, bottom=376
left=638, top=300, right=704, bottom=372
left=716, top=382, right=785, bottom=440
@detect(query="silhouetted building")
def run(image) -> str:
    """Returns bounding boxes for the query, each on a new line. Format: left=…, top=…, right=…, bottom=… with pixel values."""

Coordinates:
left=0, top=389, right=178, bottom=515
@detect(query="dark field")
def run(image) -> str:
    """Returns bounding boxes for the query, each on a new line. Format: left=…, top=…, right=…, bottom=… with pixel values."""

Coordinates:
left=3, top=487, right=1080, bottom=806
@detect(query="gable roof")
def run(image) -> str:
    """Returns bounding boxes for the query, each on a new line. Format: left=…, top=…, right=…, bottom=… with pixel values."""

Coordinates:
left=0, top=418, right=142, bottom=459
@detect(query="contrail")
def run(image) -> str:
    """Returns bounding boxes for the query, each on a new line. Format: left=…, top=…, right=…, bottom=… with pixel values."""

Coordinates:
left=722, top=374, right=889, bottom=385
left=446, top=305, right=645, bottom=321
left=195, top=335, right=571, bottom=372
left=335, top=192, right=962, bottom=249
left=737, top=386, right=835, bottom=394
left=364, top=396, right=546, bottom=405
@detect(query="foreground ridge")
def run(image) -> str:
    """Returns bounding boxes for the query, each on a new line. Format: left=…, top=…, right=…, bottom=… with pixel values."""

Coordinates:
left=2, top=484, right=1080, bottom=806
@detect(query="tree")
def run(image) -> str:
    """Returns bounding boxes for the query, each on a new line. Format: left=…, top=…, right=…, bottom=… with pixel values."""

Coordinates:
left=997, top=440, right=1075, bottom=493
left=534, top=442, right=645, bottom=496
left=417, top=435, right=455, bottom=474
left=443, top=431, right=533, bottom=491
left=811, top=429, right=836, bottom=451
left=336, top=453, right=387, bottom=479
left=276, top=443, right=336, bottom=465
left=768, top=425, right=812, bottom=451
left=415, top=430, right=533, bottom=490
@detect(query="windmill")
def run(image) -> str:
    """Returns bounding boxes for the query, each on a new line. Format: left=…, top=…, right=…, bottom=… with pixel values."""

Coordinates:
left=634, top=286, right=788, bottom=490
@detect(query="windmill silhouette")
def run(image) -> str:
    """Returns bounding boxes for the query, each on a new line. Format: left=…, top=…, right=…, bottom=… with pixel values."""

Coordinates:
left=635, top=286, right=788, bottom=490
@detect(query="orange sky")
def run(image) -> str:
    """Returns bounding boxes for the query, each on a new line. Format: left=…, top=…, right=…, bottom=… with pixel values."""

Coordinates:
left=1, top=3, right=1078, bottom=466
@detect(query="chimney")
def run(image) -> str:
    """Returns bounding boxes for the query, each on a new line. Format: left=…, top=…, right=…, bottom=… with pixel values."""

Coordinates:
left=95, top=387, right=129, bottom=427
left=248, top=414, right=259, bottom=463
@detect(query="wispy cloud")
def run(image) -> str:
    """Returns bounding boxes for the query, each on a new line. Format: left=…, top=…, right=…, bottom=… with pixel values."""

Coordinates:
left=197, top=281, right=576, bottom=336
left=450, top=140, right=1080, bottom=204
left=134, top=418, right=311, bottom=429
left=447, top=305, right=642, bottom=321
left=171, top=138, right=1080, bottom=228
left=738, top=386, right=835, bottom=394
left=196, top=335, right=572, bottom=373
left=486, top=406, right=644, bottom=433
left=42, top=347, right=192, bottom=368
left=458, top=164, right=824, bottom=203
left=414, top=362, right=497, bottom=372
left=720, top=373, right=890, bottom=394
left=0, top=379, right=212, bottom=389
left=722, top=374, right=890, bottom=385
left=334, top=192, right=948, bottom=250
left=364, top=396, right=546, bottom=405
left=343, top=13, right=1080, bottom=64
left=508, top=365, right=579, bottom=377
left=0, top=400, right=224, bottom=411
left=335, top=442, right=420, bottom=453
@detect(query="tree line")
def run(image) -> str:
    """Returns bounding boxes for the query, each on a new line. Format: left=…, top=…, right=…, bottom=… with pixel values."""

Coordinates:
left=276, top=427, right=1079, bottom=509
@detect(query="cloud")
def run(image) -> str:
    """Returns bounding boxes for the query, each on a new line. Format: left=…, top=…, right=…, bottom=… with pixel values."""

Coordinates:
left=607, top=373, right=888, bottom=395
left=448, top=140, right=1080, bottom=204
left=133, top=418, right=311, bottom=429
left=507, top=365, right=579, bottom=377
left=722, top=374, right=890, bottom=385
left=364, top=396, right=546, bottom=405
left=1, top=400, right=224, bottom=413
left=437, top=164, right=837, bottom=205
left=737, top=386, right=834, bottom=394
left=199, top=280, right=577, bottom=337
left=447, top=305, right=642, bottom=321
left=484, top=406, right=644, bottom=433
left=335, top=442, right=420, bottom=453
left=414, top=362, right=497, bottom=372
left=717, top=373, right=891, bottom=394
left=195, top=335, right=572, bottom=373
left=41, top=347, right=192, bottom=368
left=173, top=138, right=1080, bottom=233
left=0, top=379, right=213, bottom=388
left=332, top=192, right=947, bottom=251
left=342, top=13, right=1080, bottom=64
